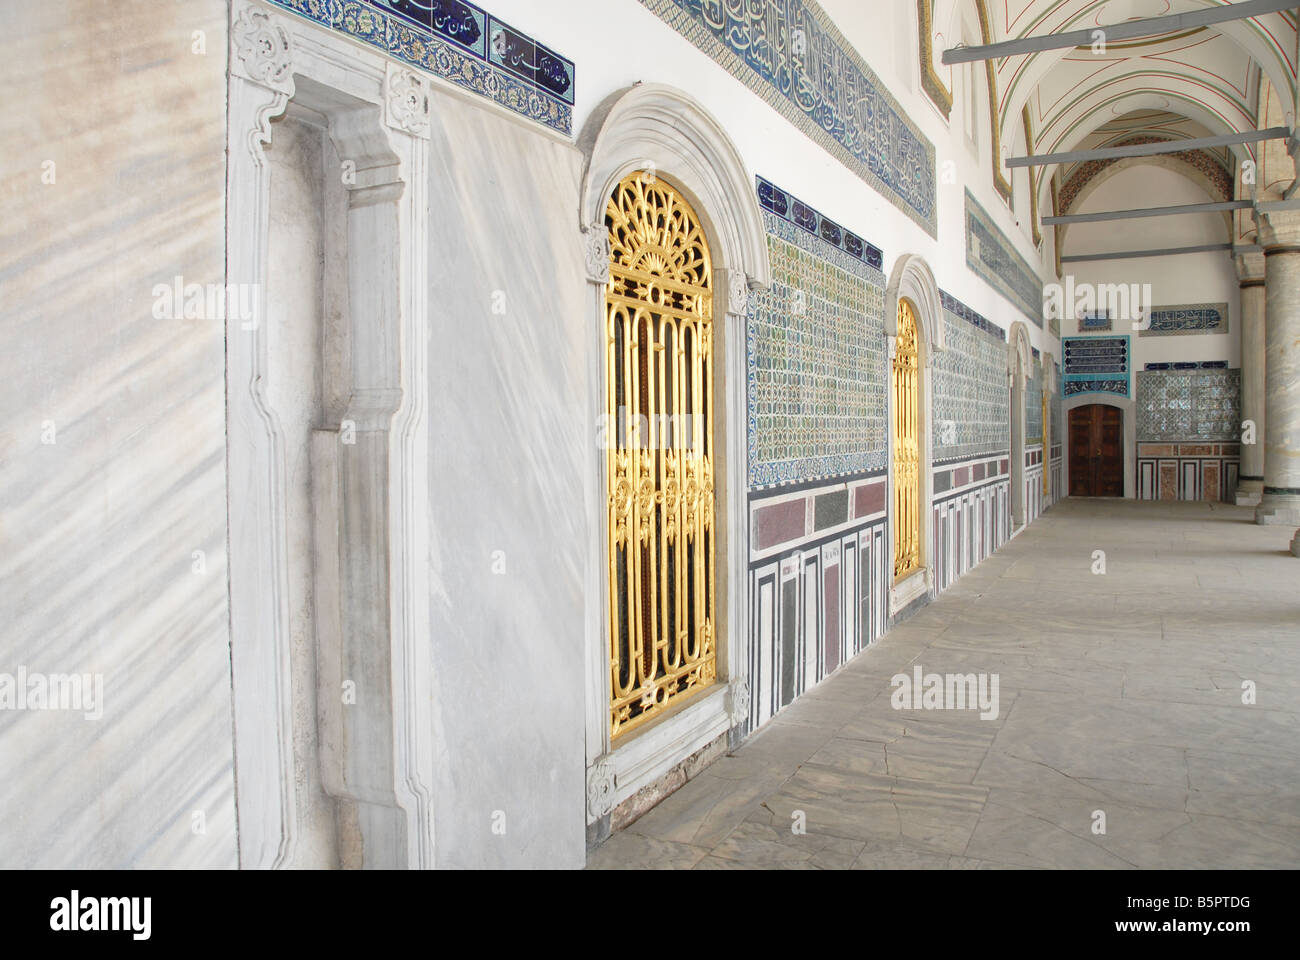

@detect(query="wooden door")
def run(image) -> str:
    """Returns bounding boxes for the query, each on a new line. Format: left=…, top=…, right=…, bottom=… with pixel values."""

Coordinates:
left=1069, top=405, right=1123, bottom=497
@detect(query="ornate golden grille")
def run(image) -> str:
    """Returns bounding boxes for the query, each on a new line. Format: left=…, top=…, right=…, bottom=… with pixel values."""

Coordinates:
left=1042, top=389, right=1050, bottom=496
left=604, top=172, right=717, bottom=739
left=893, top=299, right=922, bottom=580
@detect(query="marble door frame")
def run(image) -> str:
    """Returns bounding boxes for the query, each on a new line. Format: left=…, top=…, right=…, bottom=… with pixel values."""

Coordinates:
left=1064, top=393, right=1138, bottom=500
left=225, top=0, right=434, bottom=868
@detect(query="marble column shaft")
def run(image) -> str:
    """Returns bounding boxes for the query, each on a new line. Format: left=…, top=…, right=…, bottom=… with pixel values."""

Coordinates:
left=1254, top=214, right=1300, bottom=533
left=1235, top=253, right=1266, bottom=505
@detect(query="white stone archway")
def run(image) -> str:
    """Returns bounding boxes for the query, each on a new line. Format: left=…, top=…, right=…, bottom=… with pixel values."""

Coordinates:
left=884, top=255, right=946, bottom=616
left=577, top=83, right=770, bottom=827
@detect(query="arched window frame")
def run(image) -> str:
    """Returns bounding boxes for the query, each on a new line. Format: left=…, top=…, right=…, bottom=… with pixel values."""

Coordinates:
left=884, top=255, right=945, bottom=614
left=578, top=84, right=770, bottom=826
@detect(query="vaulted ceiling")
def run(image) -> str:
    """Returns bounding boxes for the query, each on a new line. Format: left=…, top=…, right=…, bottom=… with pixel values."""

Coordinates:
left=925, top=1, right=1298, bottom=249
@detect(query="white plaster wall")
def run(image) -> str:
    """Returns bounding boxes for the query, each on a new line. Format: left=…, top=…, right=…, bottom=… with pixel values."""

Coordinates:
left=0, top=1, right=237, bottom=867
left=486, top=0, right=1061, bottom=354
left=423, top=91, right=589, bottom=869
left=1060, top=165, right=1240, bottom=373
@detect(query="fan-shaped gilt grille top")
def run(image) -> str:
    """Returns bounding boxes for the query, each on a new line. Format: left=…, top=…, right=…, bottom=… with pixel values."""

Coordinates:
left=606, top=174, right=712, bottom=321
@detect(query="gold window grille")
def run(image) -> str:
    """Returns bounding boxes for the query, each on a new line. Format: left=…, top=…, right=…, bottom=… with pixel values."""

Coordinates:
left=893, top=299, right=922, bottom=580
left=1042, top=390, right=1049, bottom=495
left=604, top=172, right=717, bottom=740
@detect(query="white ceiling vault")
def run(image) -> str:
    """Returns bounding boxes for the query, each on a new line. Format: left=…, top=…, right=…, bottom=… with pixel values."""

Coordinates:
left=924, top=1, right=1299, bottom=252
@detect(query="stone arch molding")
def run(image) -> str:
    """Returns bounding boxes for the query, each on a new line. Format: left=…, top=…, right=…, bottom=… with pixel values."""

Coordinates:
left=579, top=83, right=771, bottom=295
left=885, top=254, right=946, bottom=363
left=226, top=0, right=434, bottom=870
left=1007, top=320, right=1032, bottom=381
left=883, top=254, right=943, bottom=612
left=577, top=82, right=770, bottom=821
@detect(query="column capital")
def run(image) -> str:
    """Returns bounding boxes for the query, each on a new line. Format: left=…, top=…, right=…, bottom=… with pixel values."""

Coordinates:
left=1235, top=251, right=1266, bottom=285
left=230, top=4, right=295, bottom=95
left=581, top=224, right=611, bottom=285
left=713, top=267, right=753, bottom=317
left=1254, top=208, right=1300, bottom=252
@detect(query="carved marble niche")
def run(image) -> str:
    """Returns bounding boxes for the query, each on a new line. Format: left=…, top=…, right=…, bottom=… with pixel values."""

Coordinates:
left=226, top=1, right=433, bottom=869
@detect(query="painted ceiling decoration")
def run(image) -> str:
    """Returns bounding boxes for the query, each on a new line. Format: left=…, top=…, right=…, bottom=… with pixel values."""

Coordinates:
left=976, top=0, right=1016, bottom=201
left=1058, top=133, right=1235, bottom=211
left=922, top=1, right=1297, bottom=268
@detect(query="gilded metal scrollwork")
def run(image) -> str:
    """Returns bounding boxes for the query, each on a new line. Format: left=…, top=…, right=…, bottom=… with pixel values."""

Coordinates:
left=893, top=300, right=922, bottom=580
left=605, top=172, right=717, bottom=739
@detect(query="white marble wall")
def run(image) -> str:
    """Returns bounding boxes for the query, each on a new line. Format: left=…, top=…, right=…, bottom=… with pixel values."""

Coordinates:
left=0, top=1, right=237, bottom=867
left=423, top=92, right=589, bottom=868
left=262, top=112, right=346, bottom=867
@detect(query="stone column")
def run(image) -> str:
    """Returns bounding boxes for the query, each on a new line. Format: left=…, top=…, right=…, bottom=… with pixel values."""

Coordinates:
left=1235, top=252, right=1266, bottom=506
left=1253, top=212, right=1300, bottom=542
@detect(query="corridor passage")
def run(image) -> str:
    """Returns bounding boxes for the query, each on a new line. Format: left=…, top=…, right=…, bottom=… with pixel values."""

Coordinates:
left=589, top=499, right=1300, bottom=870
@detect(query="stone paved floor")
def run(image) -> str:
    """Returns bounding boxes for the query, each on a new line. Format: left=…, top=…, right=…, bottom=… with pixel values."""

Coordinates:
left=587, top=499, right=1300, bottom=869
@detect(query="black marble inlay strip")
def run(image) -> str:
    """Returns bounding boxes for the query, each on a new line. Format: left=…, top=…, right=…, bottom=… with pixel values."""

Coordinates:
left=756, top=175, right=884, bottom=270
left=748, top=467, right=888, bottom=502
left=939, top=289, right=1007, bottom=342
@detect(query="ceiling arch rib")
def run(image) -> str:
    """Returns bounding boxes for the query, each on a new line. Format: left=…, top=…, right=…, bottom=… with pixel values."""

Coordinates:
left=1053, top=144, right=1239, bottom=256
left=979, top=0, right=1295, bottom=142
left=1033, top=89, right=1242, bottom=212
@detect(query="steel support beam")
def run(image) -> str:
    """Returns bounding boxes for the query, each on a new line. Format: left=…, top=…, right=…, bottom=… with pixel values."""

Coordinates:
left=1007, top=128, right=1289, bottom=169
left=943, top=0, right=1297, bottom=64
left=1256, top=198, right=1300, bottom=213
left=1044, top=200, right=1252, bottom=225
left=1061, top=243, right=1232, bottom=264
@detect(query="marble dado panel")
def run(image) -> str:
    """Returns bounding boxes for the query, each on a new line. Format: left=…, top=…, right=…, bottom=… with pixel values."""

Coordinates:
left=640, top=0, right=938, bottom=236
left=1063, top=336, right=1130, bottom=398
left=745, top=510, right=889, bottom=733
left=1137, top=444, right=1240, bottom=503
left=932, top=455, right=1008, bottom=496
left=266, top=0, right=574, bottom=133
left=931, top=473, right=1010, bottom=597
left=1136, top=369, right=1241, bottom=443
left=747, top=195, right=887, bottom=490
left=932, top=295, right=1010, bottom=464
left=750, top=476, right=887, bottom=558
left=965, top=189, right=1043, bottom=326
left=1140, top=302, right=1229, bottom=338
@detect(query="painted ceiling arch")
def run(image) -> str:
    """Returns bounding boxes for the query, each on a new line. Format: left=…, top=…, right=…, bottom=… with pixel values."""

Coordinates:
left=1035, top=104, right=1235, bottom=211
left=972, top=0, right=1294, bottom=134
left=925, top=0, right=1295, bottom=253
left=1054, top=148, right=1238, bottom=256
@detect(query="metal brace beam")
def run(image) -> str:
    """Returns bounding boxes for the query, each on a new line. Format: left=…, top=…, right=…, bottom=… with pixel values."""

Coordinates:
left=1061, top=243, right=1232, bottom=264
left=1007, top=128, right=1290, bottom=169
left=943, top=0, right=1297, bottom=64
left=1044, top=200, right=1252, bottom=225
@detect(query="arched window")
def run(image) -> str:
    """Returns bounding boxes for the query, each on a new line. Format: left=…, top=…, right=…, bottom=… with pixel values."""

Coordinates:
left=604, top=171, right=717, bottom=739
left=1042, top=388, right=1050, bottom=496
left=893, top=298, right=922, bottom=580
